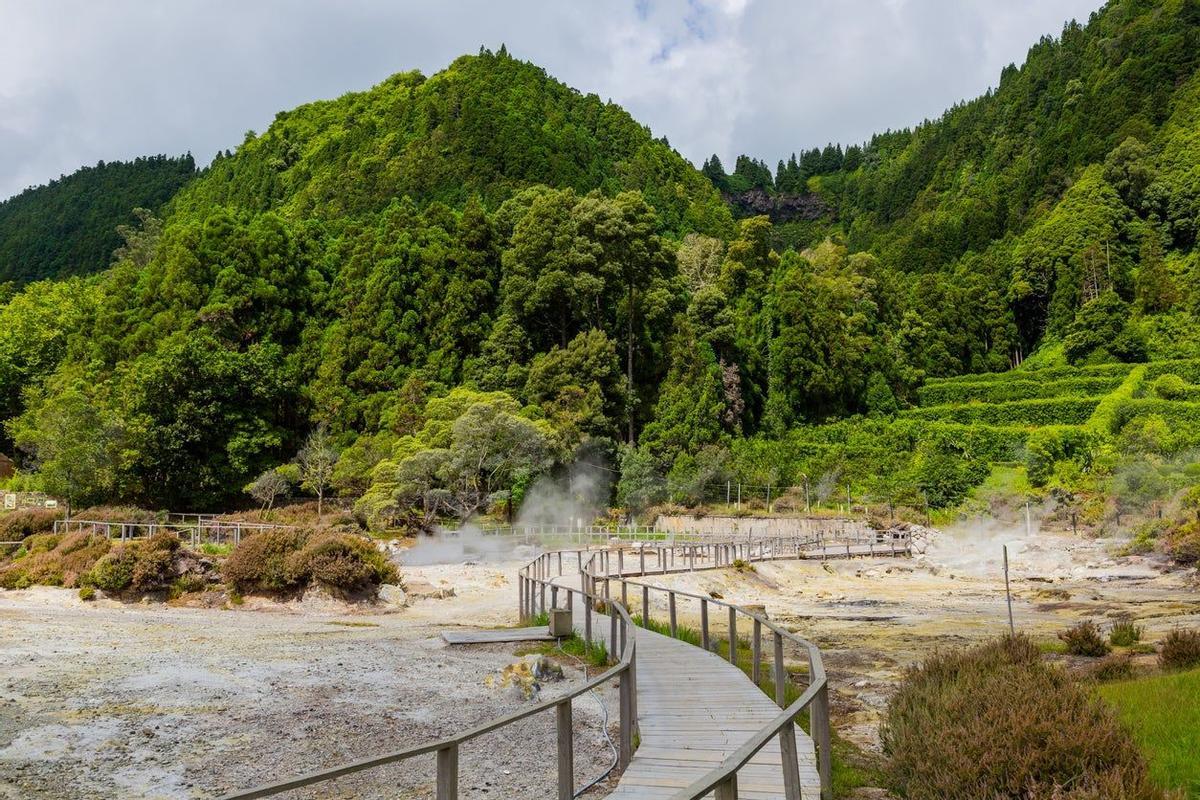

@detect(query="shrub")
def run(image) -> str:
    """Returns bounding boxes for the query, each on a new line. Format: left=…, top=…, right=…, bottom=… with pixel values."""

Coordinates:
left=1152, top=373, right=1188, bottom=400
left=1109, top=619, right=1144, bottom=648
left=222, top=528, right=309, bottom=594
left=85, top=532, right=186, bottom=594
left=285, top=532, right=398, bottom=592
left=1086, top=654, right=1135, bottom=682
left=0, top=532, right=110, bottom=589
left=0, top=508, right=61, bottom=541
left=1162, top=521, right=1200, bottom=565
left=78, top=586, right=96, bottom=601
left=1158, top=628, right=1200, bottom=671
left=881, top=634, right=1163, bottom=800
left=1059, top=621, right=1111, bottom=657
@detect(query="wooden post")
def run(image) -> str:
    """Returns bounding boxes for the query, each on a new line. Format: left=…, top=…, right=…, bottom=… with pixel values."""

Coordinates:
left=728, top=607, right=737, bottom=665
left=1004, top=544, right=1015, bottom=636
left=642, top=586, right=650, bottom=627
left=779, top=724, right=803, bottom=800
left=622, top=578, right=628, bottom=608
left=436, top=744, right=458, bottom=800
left=814, top=682, right=833, bottom=799
left=640, top=548, right=645, bottom=574
left=773, top=633, right=786, bottom=707
left=618, top=549, right=624, bottom=576
left=610, top=606, right=618, bottom=657
left=557, top=701, right=574, bottom=800
left=669, top=592, right=677, bottom=638
left=701, top=599, right=710, bottom=650
left=584, top=595, right=593, bottom=652
left=752, top=619, right=762, bottom=685
left=551, top=585, right=558, bottom=609
left=619, top=667, right=634, bottom=769
left=715, top=774, right=738, bottom=800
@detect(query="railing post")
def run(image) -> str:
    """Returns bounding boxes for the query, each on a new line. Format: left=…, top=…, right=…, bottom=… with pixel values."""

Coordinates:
left=436, top=744, right=458, bottom=800
left=518, top=575, right=525, bottom=619
left=701, top=599, right=710, bottom=651
left=728, top=607, right=737, bottom=665
left=551, top=585, right=558, bottom=609
left=715, top=774, right=738, bottom=800
left=584, top=594, right=593, bottom=651
left=773, top=632, right=786, bottom=707
left=619, top=665, right=634, bottom=769
left=814, top=682, right=833, bottom=799
left=642, top=585, right=650, bottom=627
left=556, top=700, right=574, bottom=800
left=610, top=605, right=618, bottom=657
left=668, top=592, right=677, bottom=638
left=779, top=725, right=803, bottom=800
left=752, top=619, right=762, bottom=685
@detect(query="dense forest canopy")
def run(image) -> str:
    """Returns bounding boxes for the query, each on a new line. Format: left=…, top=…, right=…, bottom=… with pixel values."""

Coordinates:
left=0, top=155, right=196, bottom=285
left=2, top=1, right=1200, bottom=523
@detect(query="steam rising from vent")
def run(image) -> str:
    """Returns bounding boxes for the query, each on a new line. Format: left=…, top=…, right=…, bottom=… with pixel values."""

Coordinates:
left=398, top=458, right=614, bottom=567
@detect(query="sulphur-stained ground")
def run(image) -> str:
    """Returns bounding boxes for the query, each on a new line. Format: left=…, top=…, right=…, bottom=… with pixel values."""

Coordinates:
left=0, top=561, right=620, bottom=800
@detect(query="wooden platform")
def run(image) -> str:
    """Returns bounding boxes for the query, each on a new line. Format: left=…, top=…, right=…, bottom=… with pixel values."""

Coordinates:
left=609, top=625, right=821, bottom=799
left=440, top=626, right=557, bottom=645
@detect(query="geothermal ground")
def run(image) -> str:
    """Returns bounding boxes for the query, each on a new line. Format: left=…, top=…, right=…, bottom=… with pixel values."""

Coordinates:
left=1, top=523, right=1197, bottom=798
left=0, top=562, right=618, bottom=800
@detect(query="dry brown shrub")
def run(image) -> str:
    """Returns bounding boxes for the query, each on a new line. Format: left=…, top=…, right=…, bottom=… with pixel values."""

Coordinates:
left=0, top=508, right=61, bottom=541
left=0, top=532, right=111, bottom=589
left=221, top=528, right=310, bottom=594
left=1158, top=627, right=1200, bottom=671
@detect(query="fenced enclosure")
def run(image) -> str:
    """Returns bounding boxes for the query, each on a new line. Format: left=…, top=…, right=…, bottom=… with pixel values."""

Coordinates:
left=51, top=518, right=295, bottom=548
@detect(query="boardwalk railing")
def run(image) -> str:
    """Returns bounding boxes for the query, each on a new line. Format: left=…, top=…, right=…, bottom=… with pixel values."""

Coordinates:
left=219, top=547, right=638, bottom=800
left=519, top=537, right=839, bottom=800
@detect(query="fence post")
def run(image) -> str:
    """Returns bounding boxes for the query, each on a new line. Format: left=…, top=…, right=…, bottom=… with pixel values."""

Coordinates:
left=780, top=724, right=803, bottom=800
left=584, top=594, right=593, bottom=652
left=436, top=744, right=458, bottom=800
left=752, top=619, right=762, bottom=685
left=669, top=592, right=677, bottom=638
left=728, top=607, right=737, bottom=665
left=557, top=700, right=574, bottom=800
left=773, top=632, right=786, bottom=707
left=642, top=586, right=650, bottom=627
left=701, top=599, right=710, bottom=650
left=610, top=607, right=618, bottom=657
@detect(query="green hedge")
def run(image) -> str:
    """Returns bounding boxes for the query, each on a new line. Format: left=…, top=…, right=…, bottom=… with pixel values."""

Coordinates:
left=923, top=363, right=1135, bottom=387
left=917, top=376, right=1123, bottom=406
left=901, top=398, right=1100, bottom=426
left=1111, top=400, right=1200, bottom=432
left=1143, top=359, right=1200, bottom=383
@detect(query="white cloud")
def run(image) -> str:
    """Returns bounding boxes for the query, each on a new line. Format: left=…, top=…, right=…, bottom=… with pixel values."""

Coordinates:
left=0, top=0, right=1102, bottom=200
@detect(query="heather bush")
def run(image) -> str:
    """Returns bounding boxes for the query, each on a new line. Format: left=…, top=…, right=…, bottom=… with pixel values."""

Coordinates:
left=1086, top=654, right=1135, bottom=682
left=0, top=508, right=61, bottom=541
left=1059, top=620, right=1111, bottom=657
left=286, top=532, right=398, bottom=592
left=85, top=532, right=186, bottom=594
left=0, top=532, right=110, bottom=589
left=1158, top=628, right=1200, bottom=671
left=881, top=634, right=1163, bottom=800
left=223, top=529, right=396, bottom=595
left=221, top=528, right=309, bottom=594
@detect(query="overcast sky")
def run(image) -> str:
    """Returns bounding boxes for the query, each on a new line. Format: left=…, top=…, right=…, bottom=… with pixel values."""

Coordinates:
left=0, top=0, right=1104, bottom=202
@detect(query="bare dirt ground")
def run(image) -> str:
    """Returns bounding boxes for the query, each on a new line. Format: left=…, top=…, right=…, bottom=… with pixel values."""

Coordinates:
left=0, top=559, right=620, bottom=800
left=633, top=523, right=1200, bottom=750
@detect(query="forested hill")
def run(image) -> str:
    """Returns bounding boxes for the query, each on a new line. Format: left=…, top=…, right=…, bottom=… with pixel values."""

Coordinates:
left=4, top=3, right=1200, bottom=523
left=169, top=48, right=731, bottom=235
left=0, top=155, right=196, bottom=284
left=707, top=0, right=1200, bottom=354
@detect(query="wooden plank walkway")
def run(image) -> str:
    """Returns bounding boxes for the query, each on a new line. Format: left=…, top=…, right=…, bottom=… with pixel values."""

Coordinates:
left=440, top=626, right=557, bottom=645
left=608, top=625, right=821, bottom=799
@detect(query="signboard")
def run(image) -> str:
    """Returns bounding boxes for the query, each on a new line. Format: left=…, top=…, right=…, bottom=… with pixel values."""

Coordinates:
left=2, top=493, right=14, bottom=510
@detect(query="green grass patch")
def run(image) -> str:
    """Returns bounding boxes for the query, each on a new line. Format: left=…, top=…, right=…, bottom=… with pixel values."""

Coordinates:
left=1099, top=668, right=1200, bottom=796
left=325, top=620, right=380, bottom=628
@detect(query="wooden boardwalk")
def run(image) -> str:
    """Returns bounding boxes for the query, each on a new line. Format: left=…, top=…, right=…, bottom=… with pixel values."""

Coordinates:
left=609, top=625, right=821, bottom=799
left=551, top=569, right=822, bottom=799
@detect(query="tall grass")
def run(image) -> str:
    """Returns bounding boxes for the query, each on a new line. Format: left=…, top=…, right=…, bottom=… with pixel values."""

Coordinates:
left=1100, top=668, right=1200, bottom=796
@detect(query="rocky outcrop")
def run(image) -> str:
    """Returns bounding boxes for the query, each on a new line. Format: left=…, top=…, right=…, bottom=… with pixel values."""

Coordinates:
left=723, top=188, right=831, bottom=223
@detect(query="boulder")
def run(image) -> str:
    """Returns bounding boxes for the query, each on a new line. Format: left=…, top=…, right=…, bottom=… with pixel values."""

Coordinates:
left=379, top=584, right=408, bottom=607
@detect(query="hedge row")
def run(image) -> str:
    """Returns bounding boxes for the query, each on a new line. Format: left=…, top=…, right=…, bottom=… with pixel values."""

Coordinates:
left=922, top=362, right=1136, bottom=387
left=916, top=376, right=1123, bottom=407
left=901, top=398, right=1101, bottom=427
left=1111, top=399, right=1200, bottom=432
left=1143, top=359, right=1200, bottom=383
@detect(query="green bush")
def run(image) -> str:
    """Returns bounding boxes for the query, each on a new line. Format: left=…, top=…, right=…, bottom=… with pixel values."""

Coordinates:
left=917, top=376, right=1122, bottom=406
left=78, top=586, right=96, bottom=601
left=85, top=532, right=186, bottom=594
left=1059, top=621, right=1111, bottom=657
left=1158, top=628, right=1200, bottom=671
left=881, top=635, right=1163, bottom=799
left=1162, top=521, right=1200, bottom=565
left=1024, top=426, right=1099, bottom=487
left=1151, top=373, right=1188, bottom=400
left=1109, top=619, right=1144, bottom=647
